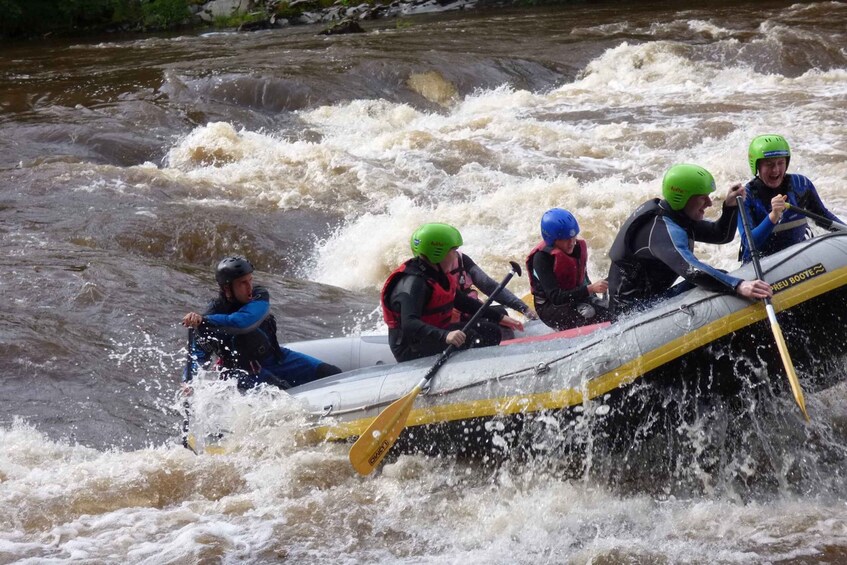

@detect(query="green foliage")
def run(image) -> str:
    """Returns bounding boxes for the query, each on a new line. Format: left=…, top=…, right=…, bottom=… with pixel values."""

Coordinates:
left=0, top=0, right=191, bottom=38
left=212, top=10, right=265, bottom=28
left=141, top=0, right=189, bottom=28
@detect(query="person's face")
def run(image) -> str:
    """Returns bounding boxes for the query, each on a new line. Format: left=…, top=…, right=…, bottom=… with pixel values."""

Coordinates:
left=683, top=193, right=712, bottom=221
left=438, top=248, right=459, bottom=272
left=758, top=157, right=787, bottom=189
left=554, top=237, right=577, bottom=255
left=228, top=273, right=254, bottom=304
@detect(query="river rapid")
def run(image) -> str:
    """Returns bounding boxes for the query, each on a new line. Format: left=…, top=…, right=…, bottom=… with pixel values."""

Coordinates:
left=2, top=0, right=847, bottom=562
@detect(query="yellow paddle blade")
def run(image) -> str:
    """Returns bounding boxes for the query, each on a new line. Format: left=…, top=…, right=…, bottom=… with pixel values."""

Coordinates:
left=521, top=292, right=534, bottom=309
left=349, top=385, right=422, bottom=476
left=185, top=433, right=229, bottom=456
left=769, top=319, right=810, bottom=421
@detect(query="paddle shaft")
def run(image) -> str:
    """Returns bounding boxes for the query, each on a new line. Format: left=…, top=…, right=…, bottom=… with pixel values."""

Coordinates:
left=182, top=328, right=197, bottom=453
left=420, top=263, right=520, bottom=385
left=784, top=202, right=847, bottom=232
left=737, top=196, right=809, bottom=420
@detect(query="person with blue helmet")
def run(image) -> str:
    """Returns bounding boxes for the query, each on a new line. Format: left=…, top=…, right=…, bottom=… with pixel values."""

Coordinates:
left=737, top=134, right=844, bottom=263
left=607, top=164, right=772, bottom=318
left=525, top=208, right=610, bottom=331
left=181, top=256, right=342, bottom=392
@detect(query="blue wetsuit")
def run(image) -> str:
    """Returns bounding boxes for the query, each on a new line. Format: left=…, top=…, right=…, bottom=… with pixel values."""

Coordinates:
left=182, top=286, right=340, bottom=390
left=738, top=174, right=843, bottom=263
left=608, top=199, right=741, bottom=317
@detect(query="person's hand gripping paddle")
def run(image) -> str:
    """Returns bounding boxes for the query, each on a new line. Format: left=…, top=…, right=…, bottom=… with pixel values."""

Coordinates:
left=349, top=261, right=523, bottom=475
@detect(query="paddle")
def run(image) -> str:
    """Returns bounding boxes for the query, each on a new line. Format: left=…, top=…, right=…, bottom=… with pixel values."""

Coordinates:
left=349, top=260, right=523, bottom=476
left=737, top=196, right=809, bottom=421
left=784, top=202, right=847, bottom=232
left=182, top=328, right=197, bottom=454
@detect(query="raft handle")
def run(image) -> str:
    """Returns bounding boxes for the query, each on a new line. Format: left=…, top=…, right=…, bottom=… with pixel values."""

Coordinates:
left=535, top=362, right=551, bottom=375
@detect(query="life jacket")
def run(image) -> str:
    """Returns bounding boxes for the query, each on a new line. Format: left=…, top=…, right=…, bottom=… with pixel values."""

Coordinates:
left=198, top=290, right=284, bottom=374
left=607, top=199, right=673, bottom=313
left=526, top=239, right=587, bottom=304
left=381, top=259, right=457, bottom=330
left=740, top=175, right=814, bottom=261
left=449, top=252, right=478, bottom=322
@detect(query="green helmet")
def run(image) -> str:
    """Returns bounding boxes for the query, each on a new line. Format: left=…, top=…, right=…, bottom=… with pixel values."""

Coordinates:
left=410, top=223, right=463, bottom=263
left=748, top=134, right=790, bottom=176
left=661, top=164, right=716, bottom=211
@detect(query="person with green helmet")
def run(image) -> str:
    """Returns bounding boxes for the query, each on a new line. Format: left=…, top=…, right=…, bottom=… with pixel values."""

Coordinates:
left=738, top=134, right=843, bottom=263
left=607, top=164, right=772, bottom=318
left=381, top=222, right=523, bottom=362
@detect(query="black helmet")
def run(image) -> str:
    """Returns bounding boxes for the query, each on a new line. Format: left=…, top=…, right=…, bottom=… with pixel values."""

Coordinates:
left=215, top=256, right=254, bottom=286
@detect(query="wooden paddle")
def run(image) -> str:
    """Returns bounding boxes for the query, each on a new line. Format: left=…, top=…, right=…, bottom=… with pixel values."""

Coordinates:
left=784, top=202, right=847, bottom=232
left=348, top=261, right=523, bottom=475
left=738, top=196, right=809, bottom=421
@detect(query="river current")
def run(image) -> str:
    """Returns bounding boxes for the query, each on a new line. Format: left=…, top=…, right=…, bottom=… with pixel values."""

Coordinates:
left=2, top=0, right=847, bottom=562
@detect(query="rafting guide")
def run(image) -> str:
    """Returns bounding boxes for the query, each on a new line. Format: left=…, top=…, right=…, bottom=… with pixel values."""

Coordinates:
left=181, top=256, right=342, bottom=394
left=607, top=163, right=773, bottom=318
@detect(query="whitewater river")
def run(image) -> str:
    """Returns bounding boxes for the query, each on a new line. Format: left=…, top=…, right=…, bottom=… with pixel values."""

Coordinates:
left=2, top=0, right=847, bottom=562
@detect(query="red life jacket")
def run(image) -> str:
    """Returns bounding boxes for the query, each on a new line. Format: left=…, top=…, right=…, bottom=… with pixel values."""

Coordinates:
left=381, top=259, right=457, bottom=330
left=526, top=239, right=588, bottom=300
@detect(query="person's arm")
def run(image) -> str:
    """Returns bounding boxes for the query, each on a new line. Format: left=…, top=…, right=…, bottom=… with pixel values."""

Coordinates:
left=203, top=288, right=271, bottom=334
left=651, top=216, right=743, bottom=293
left=736, top=192, right=777, bottom=262
left=389, top=276, right=450, bottom=347
left=532, top=251, right=590, bottom=305
left=454, top=290, right=503, bottom=323
left=465, top=260, right=531, bottom=315
left=692, top=203, right=739, bottom=245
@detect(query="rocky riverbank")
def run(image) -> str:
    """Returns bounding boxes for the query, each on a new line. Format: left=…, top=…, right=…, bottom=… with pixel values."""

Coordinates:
left=202, top=0, right=486, bottom=33
left=1, top=0, right=518, bottom=40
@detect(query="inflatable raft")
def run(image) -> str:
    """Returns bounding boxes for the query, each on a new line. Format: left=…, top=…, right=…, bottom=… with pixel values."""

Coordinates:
left=290, top=233, right=847, bottom=458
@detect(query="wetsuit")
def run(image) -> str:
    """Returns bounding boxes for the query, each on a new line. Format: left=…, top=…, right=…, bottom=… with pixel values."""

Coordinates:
left=450, top=252, right=532, bottom=318
left=382, top=257, right=503, bottom=362
left=738, top=174, right=843, bottom=263
left=182, top=286, right=341, bottom=390
left=527, top=240, right=609, bottom=331
left=608, top=199, right=742, bottom=318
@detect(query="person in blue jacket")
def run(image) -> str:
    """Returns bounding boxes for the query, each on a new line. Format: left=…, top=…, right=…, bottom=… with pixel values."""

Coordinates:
left=181, top=256, right=341, bottom=392
left=607, top=164, right=773, bottom=318
left=738, top=134, right=844, bottom=263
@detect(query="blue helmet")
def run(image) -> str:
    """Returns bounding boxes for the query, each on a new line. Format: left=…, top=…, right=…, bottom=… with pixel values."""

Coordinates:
left=541, top=208, right=580, bottom=245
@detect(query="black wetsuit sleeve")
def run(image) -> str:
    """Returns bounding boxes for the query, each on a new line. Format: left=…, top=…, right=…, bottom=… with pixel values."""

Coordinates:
left=454, top=290, right=503, bottom=323
left=648, top=216, right=742, bottom=292
left=532, top=250, right=590, bottom=305
left=389, top=275, right=449, bottom=347
left=466, top=259, right=529, bottom=314
left=691, top=204, right=738, bottom=244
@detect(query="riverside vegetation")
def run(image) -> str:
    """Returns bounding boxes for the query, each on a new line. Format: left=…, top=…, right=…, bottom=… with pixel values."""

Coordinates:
left=0, top=0, right=553, bottom=39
